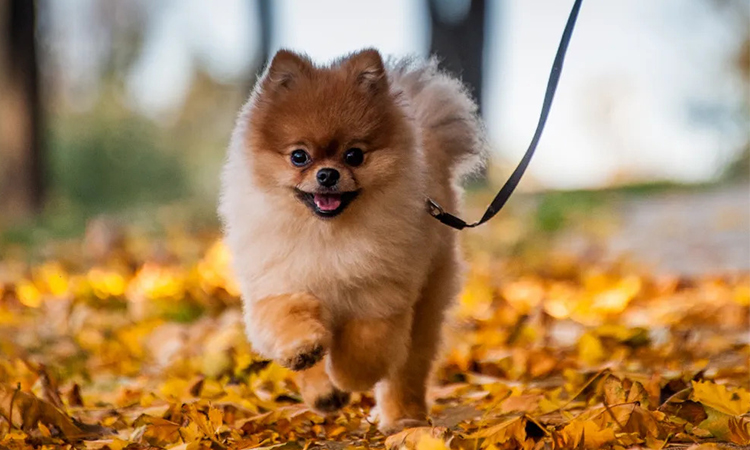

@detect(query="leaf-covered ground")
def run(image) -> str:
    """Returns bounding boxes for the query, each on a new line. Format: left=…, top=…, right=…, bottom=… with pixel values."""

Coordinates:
left=0, top=213, right=748, bottom=449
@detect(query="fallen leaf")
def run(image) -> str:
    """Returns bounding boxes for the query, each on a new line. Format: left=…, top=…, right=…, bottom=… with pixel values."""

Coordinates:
left=500, top=394, right=543, bottom=413
left=626, top=380, right=649, bottom=407
left=558, top=419, right=616, bottom=449
left=67, top=383, right=84, bottom=407
left=0, top=383, right=108, bottom=441
left=385, top=427, right=452, bottom=450
left=727, top=415, right=750, bottom=445
left=467, top=415, right=527, bottom=446
left=415, top=435, right=451, bottom=450
left=132, top=415, right=181, bottom=446
left=692, top=381, right=750, bottom=416
left=38, top=364, right=65, bottom=410
left=602, top=375, right=627, bottom=405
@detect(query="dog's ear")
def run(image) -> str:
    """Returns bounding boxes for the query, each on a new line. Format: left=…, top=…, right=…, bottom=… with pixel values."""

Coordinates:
left=345, top=49, right=387, bottom=93
left=264, top=49, right=313, bottom=91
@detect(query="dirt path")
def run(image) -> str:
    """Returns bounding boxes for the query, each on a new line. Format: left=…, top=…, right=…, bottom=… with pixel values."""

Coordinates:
left=559, top=183, right=750, bottom=275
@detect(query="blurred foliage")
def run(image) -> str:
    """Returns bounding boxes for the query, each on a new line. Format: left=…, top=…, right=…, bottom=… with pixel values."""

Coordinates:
left=722, top=145, right=750, bottom=181
left=49, top=116, right=187, bottom=213
left=533, top=190, right=606, bottom=234
left=0, top=74, right=245, bottom=246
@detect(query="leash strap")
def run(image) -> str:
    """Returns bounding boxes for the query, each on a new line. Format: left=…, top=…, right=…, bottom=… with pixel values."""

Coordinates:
left=427, top=0, right=584, bottom=230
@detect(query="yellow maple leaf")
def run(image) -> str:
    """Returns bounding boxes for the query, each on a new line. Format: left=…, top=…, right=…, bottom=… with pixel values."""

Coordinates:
left=385, top=427, right=452, bottom=450
left=178, top=421, right=202, bottom=444
left=133, top=415, right=181, bottom=446
left=559, top=419, right=616, bottom=449
left=468, top=415, right=527, bottom=445
left=602, top=375, right=627, bottom=405
left=692, top=381, right=750, bottom=416
left=415, top=435, right=450, bottom=450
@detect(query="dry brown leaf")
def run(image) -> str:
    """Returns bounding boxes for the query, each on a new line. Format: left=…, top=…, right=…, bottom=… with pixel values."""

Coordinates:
left=603, top=375, right=650, bottom=409
left=626, top=380, right=650, bottom=407
left=669, top=400, right=709, bottom=426
left=132, top=415, right=181, bottom=446
left=67, top=383, right=84, bottom=407
left=500, top=394, right=544, bottom=413
left=0, top=383, right=108, bottom=440
left=467, top=415, right=527, bottom=446
left=37, top=364, right=65, bottom=410
left=621, top=405, right=661, bottom=438
left=727, top=415, right=750, bottom=445
left=602, top=375, right=627, bottom=405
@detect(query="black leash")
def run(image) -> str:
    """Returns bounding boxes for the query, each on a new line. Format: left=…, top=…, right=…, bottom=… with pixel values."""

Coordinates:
left=427, top=0, right=584, bottom=230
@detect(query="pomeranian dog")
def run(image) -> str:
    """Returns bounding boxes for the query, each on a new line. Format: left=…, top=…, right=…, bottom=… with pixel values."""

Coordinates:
left=219, top=48, right=485, bottom=433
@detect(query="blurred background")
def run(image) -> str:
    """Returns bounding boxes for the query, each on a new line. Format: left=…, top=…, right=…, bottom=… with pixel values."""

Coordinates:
left=0, top=0, right=748, bottom=271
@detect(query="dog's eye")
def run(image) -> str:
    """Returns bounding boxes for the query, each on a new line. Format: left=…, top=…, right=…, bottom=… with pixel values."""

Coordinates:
left=344, top=148, right=364, bottom=167
left=290, top=149, right=311, bottom=167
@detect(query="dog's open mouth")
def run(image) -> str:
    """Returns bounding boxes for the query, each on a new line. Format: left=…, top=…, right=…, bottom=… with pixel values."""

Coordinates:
left=295, top=189, right=360, bottom=218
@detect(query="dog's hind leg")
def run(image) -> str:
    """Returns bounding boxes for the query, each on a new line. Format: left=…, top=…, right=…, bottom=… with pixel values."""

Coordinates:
left=374, top=254, right=460, bottom=434
left=326, top=310, right=413, bottom=393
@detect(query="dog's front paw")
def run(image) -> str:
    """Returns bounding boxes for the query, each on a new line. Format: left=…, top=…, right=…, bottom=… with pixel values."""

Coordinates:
left=369, top=406, right=429, bottom=435
left=280, top=341, right=326, bottom=371
left=253, top=292, right=331, bottom=371
left=297, top=361, right=349, bottom=414
left=274, top=301, right=331, bottom=371
left=378, top=417, right=430, bottom=435
left=313, top=387, right=350, bottom=414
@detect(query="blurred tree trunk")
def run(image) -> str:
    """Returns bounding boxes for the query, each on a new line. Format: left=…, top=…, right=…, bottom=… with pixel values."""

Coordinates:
left=428, top=0, right=486, bottom=115
left=257, top=0, right=273, bottom=68
left=0, top=0, right=44, bottom=220
left=243, top=0, right=272, bottom=95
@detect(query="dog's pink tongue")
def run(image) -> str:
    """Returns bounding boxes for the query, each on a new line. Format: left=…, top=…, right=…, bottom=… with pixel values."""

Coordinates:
left=314, top=194, right=342, bottom=211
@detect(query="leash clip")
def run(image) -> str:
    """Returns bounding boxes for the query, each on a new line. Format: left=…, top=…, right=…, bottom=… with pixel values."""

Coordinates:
left=426, top=198, right=445, bottom=218
left=426, top=198, right=470, bottom=230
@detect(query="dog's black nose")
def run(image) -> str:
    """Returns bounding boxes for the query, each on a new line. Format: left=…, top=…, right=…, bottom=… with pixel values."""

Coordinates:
left=316, top=168, right=340, bottom=187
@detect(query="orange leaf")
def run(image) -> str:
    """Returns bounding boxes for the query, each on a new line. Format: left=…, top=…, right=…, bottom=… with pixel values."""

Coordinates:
left=132, top=415, right=181, bottom=446
left=728, top=416, right=750, bottom=445
left=559, top=419, right=616, bottom=449
left=385, top=427, right=452, bottom=450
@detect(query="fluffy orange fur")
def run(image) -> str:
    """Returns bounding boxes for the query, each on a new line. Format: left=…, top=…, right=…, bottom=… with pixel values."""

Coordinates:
left=219, top=48, right=485, bottom=433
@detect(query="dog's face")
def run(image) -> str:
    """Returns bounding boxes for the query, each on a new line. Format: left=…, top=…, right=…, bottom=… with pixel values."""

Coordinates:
left=246, top=49, right=413, bottom=219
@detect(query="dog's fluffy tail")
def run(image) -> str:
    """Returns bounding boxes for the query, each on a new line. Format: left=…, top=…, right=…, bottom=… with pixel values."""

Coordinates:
left=388, top=57, right=487, bottom=183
